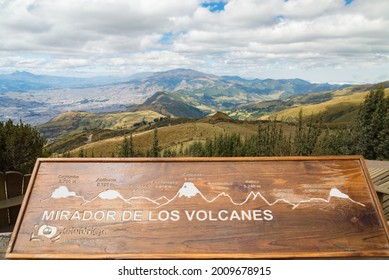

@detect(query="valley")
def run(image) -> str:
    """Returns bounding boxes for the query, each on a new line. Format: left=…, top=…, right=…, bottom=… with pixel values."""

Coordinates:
left=0, top=68, right=348, bottom=125
left=1, top=68, right=388, bottom=161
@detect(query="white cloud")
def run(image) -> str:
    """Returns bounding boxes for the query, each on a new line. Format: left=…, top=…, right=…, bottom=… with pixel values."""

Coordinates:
left=283, top=0, right=344, bottom=19
left=0, top=0, right=388, bottom=83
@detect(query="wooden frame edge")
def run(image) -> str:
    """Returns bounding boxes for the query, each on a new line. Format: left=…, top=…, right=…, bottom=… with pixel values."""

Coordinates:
left=6, top=249, right=389, bottom=260
left=33, top=155, right=364, bottom=163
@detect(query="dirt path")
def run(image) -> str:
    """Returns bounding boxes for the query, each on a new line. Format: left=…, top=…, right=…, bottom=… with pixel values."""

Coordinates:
left=0, top=233, right=11, bottom=259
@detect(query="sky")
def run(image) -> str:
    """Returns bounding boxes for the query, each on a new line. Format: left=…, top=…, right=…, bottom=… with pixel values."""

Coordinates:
left=0, top=0, right=388, bottom=84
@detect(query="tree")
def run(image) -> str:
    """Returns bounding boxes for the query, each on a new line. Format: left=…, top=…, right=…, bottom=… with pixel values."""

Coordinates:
left=162, top=148, right=177, bottom=157
left=294, top=110, right=322, bottom=156
left=318, top=127, right=355, bottom=156
left=152, top=128, right=159, bottom=157
left=355, top=84, right=388, bottom=159
left=119, top=136, right=130, bottom=157
left=119, top=133, right=135, bottom=157
left=129, top=133, right=134, bottom=157
left=377, top=98, right=389, bottom=159
left=78, top=148, right=85, bottom=158
left=0, top=119, right=46, bottom=173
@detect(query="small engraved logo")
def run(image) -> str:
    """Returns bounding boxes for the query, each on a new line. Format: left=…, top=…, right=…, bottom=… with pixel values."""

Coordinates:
left=30, top=225, right=61, bottom=242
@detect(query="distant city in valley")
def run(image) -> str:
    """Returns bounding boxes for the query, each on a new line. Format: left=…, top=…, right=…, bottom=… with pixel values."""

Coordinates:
left=0, top=68, right=352, bottom=125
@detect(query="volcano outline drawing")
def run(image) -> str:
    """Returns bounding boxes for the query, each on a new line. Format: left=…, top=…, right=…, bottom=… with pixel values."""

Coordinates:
left=43, top=181, right=366, bottom=209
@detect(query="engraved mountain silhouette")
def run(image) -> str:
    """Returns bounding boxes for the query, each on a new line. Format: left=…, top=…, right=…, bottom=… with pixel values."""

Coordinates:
left=44, top=186, right=167, bottom=207
left=178, top=182, right=201, bottom=198
left=81, top=189, right=133, bottom=207
left=156, top=182, right=366, bottom=209
left=127, top=196, right=160, bottom=207
left=44, top=183, right=365, bottom=210
left=41, top=185, right=87, bottom=204
left=154, top=196, right=169, bottom=205
left=156, top=182, right=218, bottom=208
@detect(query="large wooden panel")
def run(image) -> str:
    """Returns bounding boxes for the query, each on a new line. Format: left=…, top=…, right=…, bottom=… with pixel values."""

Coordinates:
left=6, top=157, right=389, bottom=259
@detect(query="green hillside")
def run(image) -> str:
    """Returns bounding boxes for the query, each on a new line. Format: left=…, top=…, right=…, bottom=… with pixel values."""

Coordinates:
left=41, top=82, right=389, bottom=159
left=260, top=87, right=389, bottom=124
left=127, top=91, right=205, bottom=118
left=60, top=113, right=260, bottom=157
left=38, top=110, right=165, bottom=141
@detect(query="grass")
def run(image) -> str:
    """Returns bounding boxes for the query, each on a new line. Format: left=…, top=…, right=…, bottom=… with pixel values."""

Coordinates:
left=38, top=110, right=165, bottom=140
left=261, top=88, right=389, bottom=122
left=67, top=121, right=259, bottom=157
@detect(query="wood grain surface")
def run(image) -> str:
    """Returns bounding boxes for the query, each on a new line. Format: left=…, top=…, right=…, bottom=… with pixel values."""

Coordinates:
left=6, top=156, right=389, bottom=259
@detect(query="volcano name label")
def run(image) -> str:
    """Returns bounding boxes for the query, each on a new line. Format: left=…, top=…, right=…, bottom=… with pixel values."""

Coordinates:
left=6, top=157, right=389, bottom=259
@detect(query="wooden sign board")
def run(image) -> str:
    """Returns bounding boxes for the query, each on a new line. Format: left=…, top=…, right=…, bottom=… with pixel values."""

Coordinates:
left=6, top=156, right=389, bottom=259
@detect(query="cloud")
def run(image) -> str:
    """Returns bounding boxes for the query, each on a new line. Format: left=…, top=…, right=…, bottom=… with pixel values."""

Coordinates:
left=0, top=0, right=388, bottom=83
left=0, top=0, right=199, bottom=53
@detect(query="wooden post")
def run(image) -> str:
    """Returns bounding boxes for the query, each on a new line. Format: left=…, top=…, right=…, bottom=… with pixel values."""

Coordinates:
left=22, top=175, right=31, bottom=195
left=0, top=172, right=8, bottom=227
left=5, top=172, right=23, bottom=224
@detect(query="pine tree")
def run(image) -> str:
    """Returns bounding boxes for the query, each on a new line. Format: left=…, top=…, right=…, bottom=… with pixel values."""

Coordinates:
left=119, top=136, right=130, bottom=157
left=152, top=128, right=159, bottom=157
left=355, top=84, right=386, bottom=159
left=294, top=111, right=322, bottom=156
left=377, top=98, right=389, bottom=159
left=0, top=119, right=46, bottom=173
left=295, top=109, right=306, bottom=156
left=129, top=133, right=134, bottom=157
left=78, top=148, right=84, bottom=158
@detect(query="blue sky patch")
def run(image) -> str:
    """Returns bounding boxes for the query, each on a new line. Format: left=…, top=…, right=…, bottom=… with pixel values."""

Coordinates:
left=201, top=1, right=226, bottom=13
left=345, top=0, right=353, bottom=5
left=276, top=15, right=285, bottom=22
left=160, top=32, right=173, bottom=45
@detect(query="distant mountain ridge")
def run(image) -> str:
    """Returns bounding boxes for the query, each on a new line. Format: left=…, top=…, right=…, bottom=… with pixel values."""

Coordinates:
left=1, top=68, right=347, bottom=96
left=0, top=71, right=129, bottom=94
left=1, top=68, right=350, bottom=125
left=126, top=69, right=349, bottom=111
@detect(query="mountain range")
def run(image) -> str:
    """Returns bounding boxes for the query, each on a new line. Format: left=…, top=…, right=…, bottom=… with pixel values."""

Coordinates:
left=0, top=71, right=130, bottom=93
left=0, top=68, right=348, bottom=125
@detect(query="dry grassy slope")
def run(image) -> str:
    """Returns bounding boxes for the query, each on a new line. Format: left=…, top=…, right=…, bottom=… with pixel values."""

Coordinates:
left=260, top=88, right=389, bottom=122
left=49, top=110, right=164, bottom=129
left=38, top=110, right=165, bottom=139
left=69, top=121, right=259, bottom=157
